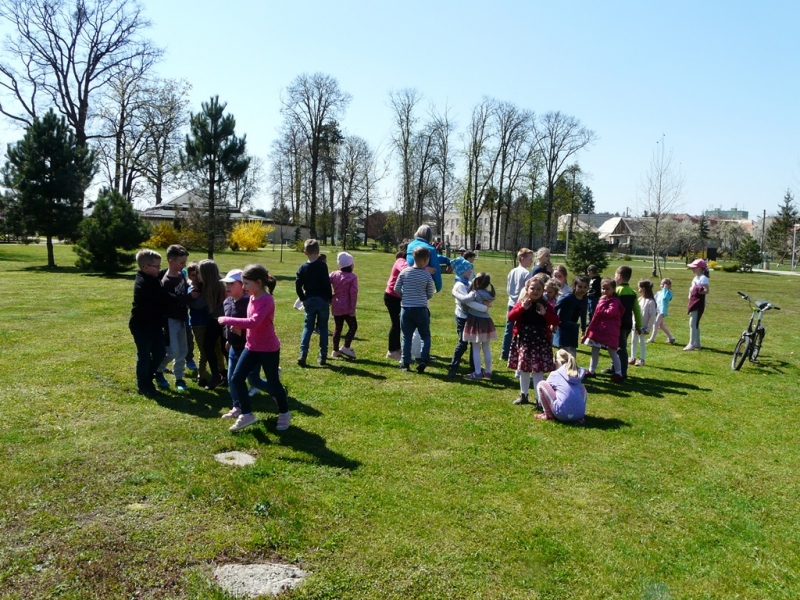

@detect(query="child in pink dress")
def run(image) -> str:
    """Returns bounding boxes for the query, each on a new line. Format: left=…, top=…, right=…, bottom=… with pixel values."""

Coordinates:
left=582, top=277, right=624, bottom=382
left=329, top=252, right=359, bottom=359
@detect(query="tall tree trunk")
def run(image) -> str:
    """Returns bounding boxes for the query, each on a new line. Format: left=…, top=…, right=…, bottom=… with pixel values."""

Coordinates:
left=46, top=235, right=55, bottom=268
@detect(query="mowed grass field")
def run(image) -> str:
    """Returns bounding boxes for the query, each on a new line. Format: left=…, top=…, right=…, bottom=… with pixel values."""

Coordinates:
left=1, top=243, right=799, bottom=600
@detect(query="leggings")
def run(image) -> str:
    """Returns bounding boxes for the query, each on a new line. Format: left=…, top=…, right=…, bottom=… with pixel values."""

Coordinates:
left=471, top=341, right=492, bottom=374
left=589, top=346, right=620, bottom=375
left=333, top=314, right=358, bottom=351
left=648, top=313, right=673, bottom=342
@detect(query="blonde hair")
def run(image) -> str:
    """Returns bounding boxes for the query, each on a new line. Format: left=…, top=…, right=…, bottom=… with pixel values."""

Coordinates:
left=517, top=247, right=533, bottom=260
left=536, top=247, right=550, bottom=261
left=545, top=279, right=561, bottom=296
left=532, top=272, right=550, bottom=285
left=556, top=349, right=580, bottom=377
left=519, top=277, right=545, bottom=305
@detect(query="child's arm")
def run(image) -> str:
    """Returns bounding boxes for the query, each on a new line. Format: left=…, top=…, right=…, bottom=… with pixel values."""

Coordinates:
left=350, top=276, right=358, bottom=316
left=218, top=296, right=273, bottom=330
left=452, top=285, right=488, bottom=313
left=295, top=267, right=306, bottom=301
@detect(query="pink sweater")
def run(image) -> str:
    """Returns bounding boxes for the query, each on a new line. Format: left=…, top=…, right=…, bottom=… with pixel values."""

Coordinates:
left=330, top=270, right=358, bottom=316
left=385, top=258, right=408, bottom=298
left=218, top=293, right=280, bottom=352
left=584, top=295, right=623, bottom=348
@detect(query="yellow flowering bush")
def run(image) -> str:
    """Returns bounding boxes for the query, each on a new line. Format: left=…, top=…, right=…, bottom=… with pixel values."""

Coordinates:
left=227, top=221, right=274, bottom=252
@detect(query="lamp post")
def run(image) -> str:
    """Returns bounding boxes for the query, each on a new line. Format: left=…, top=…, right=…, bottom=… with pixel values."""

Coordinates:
left=792, top=223, right=798, bottom=271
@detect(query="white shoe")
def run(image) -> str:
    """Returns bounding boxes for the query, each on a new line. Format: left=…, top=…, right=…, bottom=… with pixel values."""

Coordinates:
left=340, top=347, right=356, bottom=359
left=221, top=407, right=241, bottom=419
left=248, top=387, right=260, bottom=397
left=331, top=350, right=342, bottom=358
left=276, top=412, right=291, bottom=431
left=386, top=350, right=401, bottom=360
left=229, top=413, right=257, bottom=431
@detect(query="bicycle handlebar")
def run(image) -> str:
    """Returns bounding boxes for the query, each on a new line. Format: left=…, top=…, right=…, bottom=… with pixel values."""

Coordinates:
left=737, top=291, right=779, bottom=311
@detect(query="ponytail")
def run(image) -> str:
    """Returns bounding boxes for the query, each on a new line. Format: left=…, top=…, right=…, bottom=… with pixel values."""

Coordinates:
left=556, top=349, right=579, bottom=377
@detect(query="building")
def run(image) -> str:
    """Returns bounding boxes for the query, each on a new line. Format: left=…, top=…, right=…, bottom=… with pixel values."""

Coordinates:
left=704, top=207, right=749, bottom=220
left=442, top=210, right=512, bottom=250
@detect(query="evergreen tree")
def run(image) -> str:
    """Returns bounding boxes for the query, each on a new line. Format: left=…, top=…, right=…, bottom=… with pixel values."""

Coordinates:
left=181, top=96, right=249, bottom=258
left=73, top=189, right=151, bottom=273
left=580, top=186, right=595, bottom=214
left=566, top=231, right=610, bottom=276
left=735, top=234, right=762, bottom=271
left=2, top=110, right=96, bottom=267
left=765, top=190, right=798, bottom=263
left=697, top=215, right=710, bottom=244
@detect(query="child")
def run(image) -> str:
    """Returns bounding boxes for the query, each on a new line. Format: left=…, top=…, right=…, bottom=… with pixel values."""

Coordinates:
left=384, top=243, right=409, bottom=360
left=536, top=349, right=587, bottom=423
left=502, top=248, right=534, bottom=361
left=544, top=278, right=561, bottom=309
left=198, top=259, right=227, bottom=389
left=647, top=278, right=676, bottom=344
left=552, top=265, right=572, bottom=297
left=155, top=244, right=190, bottom=391
left=582, top=278, right=624, bottom=382
left=186, top=262, right=217, bottom=388
left=295, top=239, right=333, bottom=366
left=610, top=265, right=641, bottom=380
left=685, top=259, right=710, bottom=351
left=507, top=277, right=559, bottom=406
left=532, top=247, right=552, bottom=277
left=630, top=279, right=657, bottom=366
left=129, top=249, right=167, bottom=397
left=586, top=265, right=602, bottom=320
left=218, top=264, right=290, bottom=432
left=447, top=257, right=486, bottom=378
left=554, top=274, right=589, bottom=357
left=462, top=272, right=498, bottom=379
left=394, top=245, right=435, bottom=373
left=330, top=252, right=359, bottom=359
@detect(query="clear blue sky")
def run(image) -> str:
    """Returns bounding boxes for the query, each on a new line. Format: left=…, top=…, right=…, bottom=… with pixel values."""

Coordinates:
left=21, top=1, right=800, bottom=218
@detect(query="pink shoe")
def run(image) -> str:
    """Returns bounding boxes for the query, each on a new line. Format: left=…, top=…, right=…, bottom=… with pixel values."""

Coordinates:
left=221, top=407, right=241, bottom=419
left=340, top=347, right=356, bottom=359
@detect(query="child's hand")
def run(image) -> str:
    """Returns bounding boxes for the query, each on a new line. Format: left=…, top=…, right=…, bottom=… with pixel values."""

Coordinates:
left=635, top=327, right=642, bottom=335
left=535, top=302, right=546, bottom=316
left=483, top=300, right=493, bottom=307
left=521, top=298, right=532, bottom=310
left=217, top=317, right=225, bottom=325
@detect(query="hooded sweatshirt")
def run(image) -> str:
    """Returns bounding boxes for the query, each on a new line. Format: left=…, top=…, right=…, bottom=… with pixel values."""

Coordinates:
left=545, top=364, right=587, bottom=422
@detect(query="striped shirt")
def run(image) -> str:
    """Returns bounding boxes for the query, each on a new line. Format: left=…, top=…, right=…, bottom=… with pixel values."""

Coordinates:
left=393, top=266, right=434, bottom=308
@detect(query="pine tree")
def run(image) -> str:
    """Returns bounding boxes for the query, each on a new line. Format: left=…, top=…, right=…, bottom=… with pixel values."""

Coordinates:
left=765, top=190, right=798, bottom=263
left=735, top=234, right=762, bottom=271
left=566, top=231, right=610, bottom=276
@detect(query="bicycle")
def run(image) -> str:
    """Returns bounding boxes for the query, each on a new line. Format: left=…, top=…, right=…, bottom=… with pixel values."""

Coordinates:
left=731, top=291, right=780, bottom=370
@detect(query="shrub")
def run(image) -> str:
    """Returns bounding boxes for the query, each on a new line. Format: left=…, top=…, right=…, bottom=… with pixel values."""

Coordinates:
left=227, top=221, right=274, bottom=252
left=566, top=231, right=610, bottom=275
left=145, top=223, right=182, bottom=249
left=708, top=260, right=717, bottom=270
left=722, top=263, right=741, bottom=273
left=293, top=239, right=305, bottom=253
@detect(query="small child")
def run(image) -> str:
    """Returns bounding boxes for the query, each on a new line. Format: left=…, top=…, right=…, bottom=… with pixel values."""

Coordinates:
left=586, top=265, right=602, bottom=319
left=647, top=278, right=675, bottom=344
left=295, top=239, right=333, bottom=366
left=582, top=278, right=624, bottom=382
left=155, top=244, right=190, bottom=391
left=394, top=245, right=435, bottom=373
left=536, top=349, right=587, bottom=423
left=532, top=247, right=552, bottom=277
left=218, top=264, right=290, bottom=433
left=198, top=259, right=228, bottom=390
left=630, top=279, right=657, bottom=366
left=544, top=278, right=561, bottom=309
left=384, top=243, right=409, bottom=360
left=554, top=274, right=589, bottom=357
left=187, top=262, right=214, bottom=388
left=129, top=249, right=166, bottom=397
left=501, top=248, right=534, bottom=361
left=612, top=265, right=642, bottom=380
left=462, top=272, right=498, bottom=380
left=686, top=259, right=710, bottom=351
left=507, top=277, right=559, bottom=406
left=329, top=252, right=359, bottom=359
left=552, top=265, right=572, bottom=297
left=447, top=257, right=485, bottom=378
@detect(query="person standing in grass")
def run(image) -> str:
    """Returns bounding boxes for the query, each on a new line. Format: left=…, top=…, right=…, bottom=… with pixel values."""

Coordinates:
left=647, top=278, right=676, bottom=344
left=582, top=278, right=624, bottom=382
left=536, top=349, right=587, bottom=423
left=586, top=264, right=602, bottom=320
left=446, top=257, right=486, bottom=378
left=295, top=239, right=333, bottom=367
left=198, top=259, right=228, bottom=390
left=532, top=247, right=553, bottom=277
left=554, top=275, right=590, bottom=358
left=507, top=277, right=559, bottom=407
left=630, top=279, right=657, bottom=366
left=329, top=252, right=359, bottom=359
left=155, top=244, right=191, bottom=392
left=394, top=245, right=435, bottom=373
left=129, top=249, right=167, bottom=398
left=383, top=242, right=408, bottom=360
left=218, top=264, right=290, bottom=433
left=685, top=258, right=710, bottom=351
left=462, top=272, right=498, bottom=380
left=611, top=265, right=641, bottom=380
left=501, top=248, right=533, bottom=361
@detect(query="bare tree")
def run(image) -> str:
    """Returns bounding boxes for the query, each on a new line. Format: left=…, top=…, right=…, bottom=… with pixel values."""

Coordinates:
left=461, top=98, right=499, bottom=249
left=281, top=72, right=350, bottom=238
left=269, top=123, right=307, bottom=223
left=0, top=0, right=162, bottom=147
left=226, top=154, right=265, bottom=211
left=389, top=88, right=421, bottom=239
left=637, top=137, right=683, bottom=276
left=336, top=135, right=373, bottom=250
left=428, top=105, right=455, bottom=241
left=532, top=111, right=597, bottom=245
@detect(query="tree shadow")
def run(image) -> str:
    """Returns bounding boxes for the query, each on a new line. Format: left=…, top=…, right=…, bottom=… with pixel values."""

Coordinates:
left=585, top=374, right=710, bottom=399
left=249, top=425, right=360, bottom=471
left=325, top=363, right=387, bottom=380
left=82, top=272, right=136, bottom=280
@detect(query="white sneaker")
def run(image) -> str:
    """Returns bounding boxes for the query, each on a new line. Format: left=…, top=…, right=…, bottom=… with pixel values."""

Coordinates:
left=386, top=350, right=401, bottom=360
left=340, top=347, right=356, bottom=359
left=229, top=413, right=257, bottom=432
left=221, top=407, right=241, bottom=419
left=276, top=412, right=291, bottom=431
left=248, top=387, right=260, bottom=397
left=331, top=350, right=342, bottom=358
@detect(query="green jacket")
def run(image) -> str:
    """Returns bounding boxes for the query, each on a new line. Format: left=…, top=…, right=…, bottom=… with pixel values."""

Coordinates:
left=616, top=282, right=642, bottom=330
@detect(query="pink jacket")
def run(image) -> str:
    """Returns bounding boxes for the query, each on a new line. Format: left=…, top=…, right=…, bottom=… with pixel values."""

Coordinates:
left=584, top=295, right=623, bottom=348
left=217, top=293, right=280, bottom=352
left=385, top=258, right=408, bottom=298
left=330, top=270, right=358, bottom=316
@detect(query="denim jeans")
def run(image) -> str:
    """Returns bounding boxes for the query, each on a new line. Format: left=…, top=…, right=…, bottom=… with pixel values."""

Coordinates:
left=159, top=317, right=188, bottom=379
left=130, top=325, right=167, bottom=392
left=501, top=305, right=514, bottom=358
left=228, top=346, right=270, bottom=409
left=617, top=328, right=632, bottom=377
left=401, top=306, right=430, bottom=366
left=230, top=348, right=288, bottom=415
left=449, top=316, right=474, bottom=373
left=300, top=296, right=329, bottom=357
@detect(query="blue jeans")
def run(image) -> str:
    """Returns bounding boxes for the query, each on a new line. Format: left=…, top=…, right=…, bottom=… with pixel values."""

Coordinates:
left=231, top=348, right=288, bottom=415
left=449, top=316, right=474, bottom=373
left=228, top=346, right=270, bottom=409
left=587, top=298, right=598, bottom=320
left=130, top=325, right=167, bottom=392
left=401, top=306, right=431, bottom=366
left=300, top=296, right=329, bottom=357
left=501, top=305, right=514, bottom=358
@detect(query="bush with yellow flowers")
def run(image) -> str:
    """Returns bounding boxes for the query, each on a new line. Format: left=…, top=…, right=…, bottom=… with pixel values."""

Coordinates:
left=227, top=221, right=274, bottom=252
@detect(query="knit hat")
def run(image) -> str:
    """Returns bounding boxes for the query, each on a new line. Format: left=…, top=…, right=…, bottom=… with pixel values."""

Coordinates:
left=337, top=252, right=354, bottom=269
left=452, top=257, right=473, bottom=278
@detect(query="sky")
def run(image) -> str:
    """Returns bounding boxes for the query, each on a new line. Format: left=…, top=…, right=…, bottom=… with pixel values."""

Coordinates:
left=6, top=0, right=800, bottom=219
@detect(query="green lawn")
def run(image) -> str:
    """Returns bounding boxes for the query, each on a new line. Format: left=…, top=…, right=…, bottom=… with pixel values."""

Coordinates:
left=1, top=243, right=799, bottom=599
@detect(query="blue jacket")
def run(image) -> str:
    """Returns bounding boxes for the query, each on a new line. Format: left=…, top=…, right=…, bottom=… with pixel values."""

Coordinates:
left=406, top=238, right=442, bottom=292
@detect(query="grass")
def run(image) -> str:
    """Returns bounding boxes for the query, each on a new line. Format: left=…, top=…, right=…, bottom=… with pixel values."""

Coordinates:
left=1, top=243, right=799, bottom=599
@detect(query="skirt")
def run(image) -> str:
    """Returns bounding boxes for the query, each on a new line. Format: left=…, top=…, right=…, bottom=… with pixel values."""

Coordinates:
left=463, top=315, right=497, bottom=343
left=508, top=325, right=555, bottom=373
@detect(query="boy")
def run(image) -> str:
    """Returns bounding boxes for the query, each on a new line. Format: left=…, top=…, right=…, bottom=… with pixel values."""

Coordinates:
left=586, top=265, right=601, bottom=319
left=604, top=265, right=641, bottom=380
left=502, top=248, right=533, bottom=361
left=129, top=249, right=167, bottom=397
left=295, top=239, right=333, bottom=366
left=155, top=244, right=190, bottom=391
left=554, top=274, right=589, bottom=357
left=394, top=246, right=435, bottom=373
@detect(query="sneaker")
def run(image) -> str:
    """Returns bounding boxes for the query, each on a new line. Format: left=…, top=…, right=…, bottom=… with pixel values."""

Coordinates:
left=318, top=354, right=327, bottom=366
left=416, top=362, right=427, bottom=374
left=386, top=350, right=401, bottom=360
left=229, top=413, right=257, bottom=432
left=155, top=373, right=170, bottom=388
left=513, top=393, right=530, bottom=405
left=464, top=372, right=483, bottom=380
left=331, top=350, right=342, bottom=358
left=297, top=355, right=307, bottom=367
left=446, top=368, right=458, bottom=379
left=635, top=359, right=644, bottom=367
left=185, top=359, right=197, bottom=371
left=668, top=338, right=676, bottom=344
left=601, top=367, right=614, bottom=375
left=683, top=344, right=697, bottom=351
left=175, top=379, right=188, bottom=392
left=627, top=358, right=636, bottom=365
left=276, top=412, right=291, bottom=431
left=221, top=407, right=241, bottom=419
left=340, top=347, right=356, bottom=359
left=611, top=374, right=624, bottom=383
left=399, top=363, right=411, bottom=372
left=137, top=387, right=161, bottom=398
left=205, top=373, right=225, bottom=390
left=583, top=371, right=596, bottom=379
left=645, top=339, right=654, bottom=344
left=482, top=370, right=493, bottom=379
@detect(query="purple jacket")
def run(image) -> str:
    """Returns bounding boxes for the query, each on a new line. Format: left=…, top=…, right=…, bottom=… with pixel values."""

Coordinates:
left=584, top=295, right=623, bottom=348
left=546, top=365, right=587, bottom=422
left=330, top=270, right=358, bottom=316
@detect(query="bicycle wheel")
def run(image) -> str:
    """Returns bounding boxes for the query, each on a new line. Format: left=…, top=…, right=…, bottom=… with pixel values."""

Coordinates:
left=751, top=328, right=765, bottom=361
left=732, top=335, right=751, bottom=370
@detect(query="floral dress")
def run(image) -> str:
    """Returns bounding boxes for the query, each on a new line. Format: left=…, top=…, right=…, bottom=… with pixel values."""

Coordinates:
left=507, top=299, right=559, bottom=373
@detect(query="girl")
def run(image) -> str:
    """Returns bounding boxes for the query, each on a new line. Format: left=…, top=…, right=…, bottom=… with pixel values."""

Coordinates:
left=447, top=257, right=487, bottom=378
left=507, top=277, right=559, bottom=406
left=218, top=264, right=290, bottom=432
left=536, top=349, right=587, bottom=423
left=685, top=259, right=710, bottom=351
left=630, top=279, right=657, bottom=366
left=582, top=278, right=624, bottom=382
left=554, top=275, right=589, bottom=357
left=552, top=265, right=572, bottom=297
left=462, top=272, right=498, bottom=379
left=532, top=247, right=552, bottom=277
left=198, top=259, right=227, bottom=390
left=383, top=243, right=408, bottom=360
left=544, top=278, right=561, bottom=309
left=647, top=278, right=676, bottom=344
left=330, top=252, right=359, bottom=359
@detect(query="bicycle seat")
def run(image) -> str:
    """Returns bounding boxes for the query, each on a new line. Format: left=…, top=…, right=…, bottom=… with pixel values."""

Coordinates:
left=755, top=300, right=770, bottom=310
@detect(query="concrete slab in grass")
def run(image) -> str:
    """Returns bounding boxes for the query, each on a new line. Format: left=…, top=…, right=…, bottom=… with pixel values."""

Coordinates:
left=214, top=451, right=256, bottom=467
left=213, top=563, right=308, bottom=598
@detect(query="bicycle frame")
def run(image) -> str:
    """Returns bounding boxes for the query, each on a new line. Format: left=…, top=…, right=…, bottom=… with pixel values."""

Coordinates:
left=731, top=292, right=780, bottom=370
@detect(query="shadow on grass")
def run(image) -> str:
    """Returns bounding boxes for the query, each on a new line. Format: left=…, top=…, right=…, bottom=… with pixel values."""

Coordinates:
left=578, top=415, right=630, bottom=430
left=20, top=264, right=83, bottom=273
left=325, top=362, right=387, bottom=380
left=585, top=374, right=710, bottom=399
left=248, top=425, right=361, bottom=471
left=735, top=358, right=792, bottom=375
left=82, top=272, right=136, bottom=280
left=154, top=390, right=321, bottom=419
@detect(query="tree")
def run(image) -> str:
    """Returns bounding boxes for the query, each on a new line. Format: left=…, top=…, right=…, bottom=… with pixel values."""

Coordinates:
left=388, top=88, right=420, bottom=239
left=0, top=0, right=162, bottom=147
left=712, top=221, right=747, bottom=258
left=697, top=215, right=710, bottom=249
left=532, top=111, right=597, bottom=245
left=181, top=96, right=249, bottom=258
left=637, top=137, right=683, bottom=277
left=566, top=231, right=609, bottom=276
left=73, top=188, right=149, bottom=272
left=428, top=106, right=455, bottom=242
left=765, top=189, right=798, bottom=263
left=461, top=98, right=499, bottom=249
left=3, top=110, right=96, bottom=266
left=735, top=234, right=762, bottom=270
left=579, top=186, right=595, bottom=214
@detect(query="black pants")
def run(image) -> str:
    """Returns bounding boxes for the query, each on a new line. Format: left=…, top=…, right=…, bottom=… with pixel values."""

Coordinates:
left=618, top=328, right=632, bottom=377
left=448, top=316, right=475, bottom=374
left=204, top=319, right=225, bottom=376
left=384, top=292, right=402, bottom=352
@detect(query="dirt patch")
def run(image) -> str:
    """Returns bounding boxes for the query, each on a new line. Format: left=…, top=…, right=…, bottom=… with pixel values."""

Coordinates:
left=213, top=563, right=308, bottom=598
